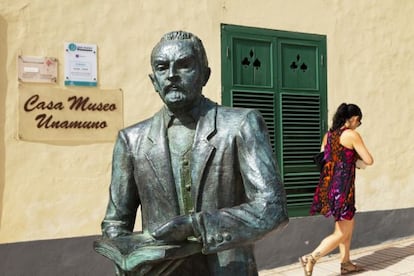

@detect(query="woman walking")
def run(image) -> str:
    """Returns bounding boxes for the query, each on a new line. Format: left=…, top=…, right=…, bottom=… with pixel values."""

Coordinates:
left=300, top=103, right=374, bottom=275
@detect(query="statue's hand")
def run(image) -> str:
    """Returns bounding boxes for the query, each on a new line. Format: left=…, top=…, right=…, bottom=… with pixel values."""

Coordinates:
left=152, top=215, right=194, bottom=242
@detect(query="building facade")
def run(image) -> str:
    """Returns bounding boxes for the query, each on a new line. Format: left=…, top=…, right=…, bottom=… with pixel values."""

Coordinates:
left=1, top=0, right=413, bottom=274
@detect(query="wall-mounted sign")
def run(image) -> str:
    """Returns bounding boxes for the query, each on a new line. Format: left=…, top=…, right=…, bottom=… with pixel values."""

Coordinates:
left=18, top=56, right=58, bottom=83
left=64, top=42, right=98, bottom=87
left=19, top=85, right=123, bottom=144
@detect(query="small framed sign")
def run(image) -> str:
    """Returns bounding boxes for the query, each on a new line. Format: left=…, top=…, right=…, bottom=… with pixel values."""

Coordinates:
left=18, top=56, right=58, bottom=83
left=64, top=42, right=98, bottom=87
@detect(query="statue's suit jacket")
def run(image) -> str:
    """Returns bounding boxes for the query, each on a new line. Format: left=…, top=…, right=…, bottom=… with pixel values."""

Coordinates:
left=102, top=97, right=288, bottom=275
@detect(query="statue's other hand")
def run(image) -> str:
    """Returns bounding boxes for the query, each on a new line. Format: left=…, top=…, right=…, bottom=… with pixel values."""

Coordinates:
left=152, top=215, right=194, bottom=242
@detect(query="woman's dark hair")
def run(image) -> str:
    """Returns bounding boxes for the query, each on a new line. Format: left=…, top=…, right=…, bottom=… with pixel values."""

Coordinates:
left=330, top=103, right=362, bottom=131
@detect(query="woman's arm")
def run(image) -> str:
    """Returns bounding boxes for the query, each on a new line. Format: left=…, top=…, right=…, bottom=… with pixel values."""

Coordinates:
left=320, top=133, right=328, bottom=151
left=344, top=130, right=374, bottom=165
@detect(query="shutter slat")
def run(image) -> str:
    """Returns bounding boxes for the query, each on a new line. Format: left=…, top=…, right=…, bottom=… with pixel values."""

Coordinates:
left=232, top=91, right=276, bottom=151
left=281, top=93, right=323, bottom=208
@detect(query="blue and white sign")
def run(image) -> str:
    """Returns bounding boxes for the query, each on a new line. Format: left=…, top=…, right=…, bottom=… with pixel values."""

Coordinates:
left=64, top=42, right=98, bottom=87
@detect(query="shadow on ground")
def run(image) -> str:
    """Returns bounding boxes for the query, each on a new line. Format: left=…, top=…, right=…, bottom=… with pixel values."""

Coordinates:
left=353, top=242, right=414, bottom=272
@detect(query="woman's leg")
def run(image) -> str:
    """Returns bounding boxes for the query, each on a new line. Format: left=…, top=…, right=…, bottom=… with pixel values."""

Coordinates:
left=339, top=218, right=355, bottom=263
left=304, top=219, right=354, bottom=271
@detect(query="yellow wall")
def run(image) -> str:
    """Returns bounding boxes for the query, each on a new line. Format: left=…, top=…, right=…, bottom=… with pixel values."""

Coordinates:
left=1, top=0, right=413, bottom=243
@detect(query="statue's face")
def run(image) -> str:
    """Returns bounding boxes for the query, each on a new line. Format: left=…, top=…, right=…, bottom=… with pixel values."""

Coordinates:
left=150, top=40, right=204, bottom=112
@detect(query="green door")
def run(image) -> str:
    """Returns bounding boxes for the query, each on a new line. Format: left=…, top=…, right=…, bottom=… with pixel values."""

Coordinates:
left=221, top=24, right=327, bottom=217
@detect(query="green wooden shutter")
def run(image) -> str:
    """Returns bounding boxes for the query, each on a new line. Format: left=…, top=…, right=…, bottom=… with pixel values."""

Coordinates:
left=277, top=37, right=327, bottom=216
left=280, top=93, right=323, bottom=216
left=221, top=24, right=327, bottom=217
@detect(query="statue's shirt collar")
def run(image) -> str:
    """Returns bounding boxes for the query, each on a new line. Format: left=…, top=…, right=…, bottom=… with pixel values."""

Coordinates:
left=163, top=98, right=203, bottom=128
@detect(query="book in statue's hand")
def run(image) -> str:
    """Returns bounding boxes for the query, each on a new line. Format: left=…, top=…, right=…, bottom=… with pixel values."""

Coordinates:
left=93, top=232, right=202, bottom=273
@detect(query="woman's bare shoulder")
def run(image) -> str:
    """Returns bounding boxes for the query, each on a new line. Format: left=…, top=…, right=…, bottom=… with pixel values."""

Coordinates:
left=340, top=129, right=362, bottom=148
left=342, top=128, right=361, bottom=139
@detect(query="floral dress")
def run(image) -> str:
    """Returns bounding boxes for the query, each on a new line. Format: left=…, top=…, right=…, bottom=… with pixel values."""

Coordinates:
left=310, top=128, right=358, bottom=221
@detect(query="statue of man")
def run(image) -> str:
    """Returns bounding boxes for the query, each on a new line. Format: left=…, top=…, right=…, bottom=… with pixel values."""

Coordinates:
left=101, top=30, right=288, bottom=275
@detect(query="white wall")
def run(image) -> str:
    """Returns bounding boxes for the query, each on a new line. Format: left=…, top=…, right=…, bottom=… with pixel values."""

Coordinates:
left=1, top=0, right=413, bottom=243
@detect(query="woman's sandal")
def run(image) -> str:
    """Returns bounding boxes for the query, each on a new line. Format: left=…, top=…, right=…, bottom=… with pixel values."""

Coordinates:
left=340, top=261, right=364, bottom=275
left=299, top=255, right=316, bottom=276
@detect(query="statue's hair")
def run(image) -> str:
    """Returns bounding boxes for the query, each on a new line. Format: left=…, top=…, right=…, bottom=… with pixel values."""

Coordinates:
left=162, top=31, right=193, bottom=41
left=152, top=31, right=209, bottom=70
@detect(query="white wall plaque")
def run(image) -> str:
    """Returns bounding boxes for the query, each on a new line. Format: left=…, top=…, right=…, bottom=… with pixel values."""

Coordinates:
left=18, top=56, right=58, bottom=83
left=64, top=42, right=98, bottom=87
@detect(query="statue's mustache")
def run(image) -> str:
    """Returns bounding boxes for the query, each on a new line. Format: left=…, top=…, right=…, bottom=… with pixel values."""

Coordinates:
left=164, top=84, right=184, bottom=93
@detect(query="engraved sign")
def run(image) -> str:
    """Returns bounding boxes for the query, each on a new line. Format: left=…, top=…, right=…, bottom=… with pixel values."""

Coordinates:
left=19, top=85, right=123, bottom=144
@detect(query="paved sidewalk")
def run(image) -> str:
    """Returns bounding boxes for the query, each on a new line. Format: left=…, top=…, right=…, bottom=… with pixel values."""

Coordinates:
left=259, top=235, right=414, bottom=276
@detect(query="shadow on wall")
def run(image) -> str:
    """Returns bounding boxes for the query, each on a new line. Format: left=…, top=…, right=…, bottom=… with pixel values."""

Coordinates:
left=0, top=15, right=7, bottom=228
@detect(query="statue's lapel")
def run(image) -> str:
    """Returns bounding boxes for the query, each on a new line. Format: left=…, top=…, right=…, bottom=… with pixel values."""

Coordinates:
left=146, top=111, right=178, bottom=210
left=191, top=101, right=217, bottom=209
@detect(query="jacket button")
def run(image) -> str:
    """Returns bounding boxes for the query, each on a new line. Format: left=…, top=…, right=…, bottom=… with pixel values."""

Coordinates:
left=223, top=232, right=232, bottom=241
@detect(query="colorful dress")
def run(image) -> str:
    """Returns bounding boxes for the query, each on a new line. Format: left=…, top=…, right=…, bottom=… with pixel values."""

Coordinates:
left=310, top=128, right=358, bottom=221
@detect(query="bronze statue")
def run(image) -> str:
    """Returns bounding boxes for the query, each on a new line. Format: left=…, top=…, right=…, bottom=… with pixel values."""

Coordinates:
left=95, top=31, right=289, bottom=275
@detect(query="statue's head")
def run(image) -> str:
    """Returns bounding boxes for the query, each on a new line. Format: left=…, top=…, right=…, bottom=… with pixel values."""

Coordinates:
left=149, top=31, right=211, bottom=112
